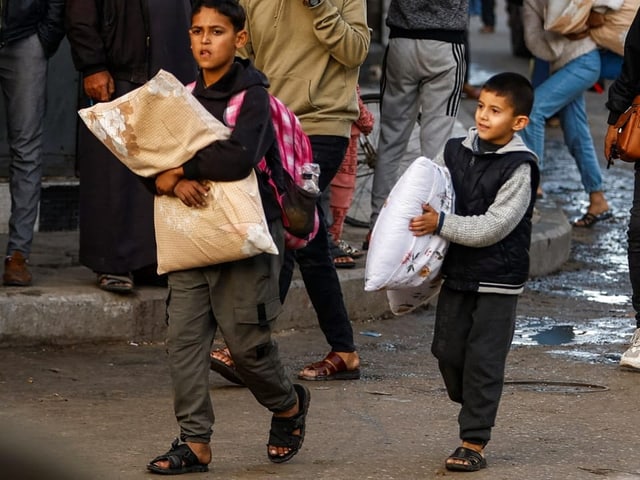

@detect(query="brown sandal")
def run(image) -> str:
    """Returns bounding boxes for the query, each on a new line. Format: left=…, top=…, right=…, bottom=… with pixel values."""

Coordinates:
left=298, top=351, right=360, bottom=381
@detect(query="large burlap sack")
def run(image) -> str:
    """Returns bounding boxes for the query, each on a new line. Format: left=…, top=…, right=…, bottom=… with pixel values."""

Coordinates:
left=77, top=69, right=230, bottom=177
left=364, top=156, right=454, bottom=292
left=155, top=170, right=278, bottom=275
left=544, top=0, right=593, bottom=34
left=590, top=0, right=640, bottom=55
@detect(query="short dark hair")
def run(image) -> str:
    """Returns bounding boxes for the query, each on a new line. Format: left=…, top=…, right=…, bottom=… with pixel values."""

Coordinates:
left=482, top=72, right=534, bottom=117
left=192, top=0, right=246, bottom=32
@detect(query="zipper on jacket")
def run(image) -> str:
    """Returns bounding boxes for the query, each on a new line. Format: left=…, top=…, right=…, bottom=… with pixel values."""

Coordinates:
left=139, top=0, right=151, bottom=79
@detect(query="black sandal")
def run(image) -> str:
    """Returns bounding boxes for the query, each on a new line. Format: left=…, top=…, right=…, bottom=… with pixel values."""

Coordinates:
left=147, top=438, right=209, bottom=475
left=267, top=384, right=311, bottom=463
left=571, top=210, right=612, bottom=228
left=445, top=446, right=487, bottom=472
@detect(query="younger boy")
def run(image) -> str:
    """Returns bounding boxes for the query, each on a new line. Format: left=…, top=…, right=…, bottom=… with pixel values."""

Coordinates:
left=409, top=72, right=539, bottom=472
left=147, top=0, right=309, bottom=473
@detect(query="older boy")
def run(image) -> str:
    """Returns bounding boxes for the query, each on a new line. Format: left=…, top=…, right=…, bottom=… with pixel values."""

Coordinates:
left=410, top=72, right=539, bottom=472
left=147, top=0, right=309, bottom=473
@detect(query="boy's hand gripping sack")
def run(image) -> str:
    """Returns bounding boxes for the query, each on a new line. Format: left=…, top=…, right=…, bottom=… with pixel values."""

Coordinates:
left=224, top=90, right=320, bottom=250
left=364, top=156, right=454, bottom=293
left=154, top=171, right=278, bottom=275
left=78, top=70, right=278, bottom=274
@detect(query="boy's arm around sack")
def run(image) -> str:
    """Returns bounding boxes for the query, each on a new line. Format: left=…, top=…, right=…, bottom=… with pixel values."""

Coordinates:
left=182, top=83, right=275, bottom=183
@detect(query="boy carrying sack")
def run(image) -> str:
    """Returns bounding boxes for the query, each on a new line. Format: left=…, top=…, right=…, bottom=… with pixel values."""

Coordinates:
left=147, top=0, right=310, bottom=474
left=409, top=72, right=539, bottom=472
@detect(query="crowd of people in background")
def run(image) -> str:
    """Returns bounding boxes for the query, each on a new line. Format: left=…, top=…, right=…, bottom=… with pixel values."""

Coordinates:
left=2, top=0, right=640, bottom=475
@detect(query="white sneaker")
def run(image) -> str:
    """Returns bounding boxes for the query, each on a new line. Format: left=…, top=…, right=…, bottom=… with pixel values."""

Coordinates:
left=620, top=328, right=640, bottom=370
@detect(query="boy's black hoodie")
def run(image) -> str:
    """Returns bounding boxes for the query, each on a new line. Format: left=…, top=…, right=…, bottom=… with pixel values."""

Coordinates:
left=183, top=57, right=281, bottom=221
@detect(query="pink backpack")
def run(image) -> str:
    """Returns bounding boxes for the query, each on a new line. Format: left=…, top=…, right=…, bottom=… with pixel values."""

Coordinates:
left=224, top=90, right=320, bottom=250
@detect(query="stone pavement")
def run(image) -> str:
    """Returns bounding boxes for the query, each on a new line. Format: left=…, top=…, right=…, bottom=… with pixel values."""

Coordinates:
left=0, top=6, right=578, bottom=346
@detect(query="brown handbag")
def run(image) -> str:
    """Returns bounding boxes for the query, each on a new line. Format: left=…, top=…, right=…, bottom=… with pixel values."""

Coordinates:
left=614, top=94, right=640, bottom=162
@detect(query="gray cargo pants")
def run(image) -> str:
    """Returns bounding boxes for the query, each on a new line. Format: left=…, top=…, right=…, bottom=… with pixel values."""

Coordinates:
left=166, top=222, right=296, bottom=443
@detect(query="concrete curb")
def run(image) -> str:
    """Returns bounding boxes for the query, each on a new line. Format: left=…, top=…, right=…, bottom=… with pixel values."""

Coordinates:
left=0, top=198, right=571, bottom=346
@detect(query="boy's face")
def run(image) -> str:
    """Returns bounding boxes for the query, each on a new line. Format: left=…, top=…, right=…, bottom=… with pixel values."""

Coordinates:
left=189, top=7, right=247, bottom=86
left=474, top=89, right=529, bottom=146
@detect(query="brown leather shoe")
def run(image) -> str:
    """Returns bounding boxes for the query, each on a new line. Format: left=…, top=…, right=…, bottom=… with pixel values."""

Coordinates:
left=3, top=251, right=32, bottom=286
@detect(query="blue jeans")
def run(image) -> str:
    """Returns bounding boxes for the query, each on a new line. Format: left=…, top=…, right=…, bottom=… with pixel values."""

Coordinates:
left=0, top=34, right=47, bottom=256
left=279, top=135, right=356, bottom=353
left=520, top=50, right=603, bottom=194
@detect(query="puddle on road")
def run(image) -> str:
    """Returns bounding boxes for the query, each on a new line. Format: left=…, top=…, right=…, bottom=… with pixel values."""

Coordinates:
left=513, top=316, right=634, bottom=364
left=514, top=316, right=633, bottom=347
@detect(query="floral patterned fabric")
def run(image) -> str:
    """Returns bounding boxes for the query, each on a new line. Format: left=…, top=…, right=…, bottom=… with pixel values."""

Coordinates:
left=364, top=156, right=454, bottom=293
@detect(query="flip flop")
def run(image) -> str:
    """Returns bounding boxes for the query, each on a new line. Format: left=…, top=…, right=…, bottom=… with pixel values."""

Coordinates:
left=330, top=243, right=356, bottom=269
left=97, top=273, right=133, bottom=293
left=571, top=210, right=612, bottom=228
left=209, top=348, right=244, bottom=385
left=337, top=240, right=365, bottom=259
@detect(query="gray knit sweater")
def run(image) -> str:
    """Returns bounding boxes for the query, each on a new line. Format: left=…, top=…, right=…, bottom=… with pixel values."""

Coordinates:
left=386, top=0, right=469, bottom=32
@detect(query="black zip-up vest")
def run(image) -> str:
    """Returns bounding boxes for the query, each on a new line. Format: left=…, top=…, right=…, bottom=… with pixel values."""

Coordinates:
left=442, top=137, right=540, bottom=292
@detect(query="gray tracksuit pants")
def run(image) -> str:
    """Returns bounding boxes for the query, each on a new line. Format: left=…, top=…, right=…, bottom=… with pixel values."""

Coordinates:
left=370, top=37, right=465, bottom=226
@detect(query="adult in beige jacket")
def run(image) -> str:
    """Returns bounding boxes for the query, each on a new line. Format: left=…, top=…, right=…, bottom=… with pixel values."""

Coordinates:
left=210, top=0, right=370, bottom=383
left=520, top=0, right=610, bottom=227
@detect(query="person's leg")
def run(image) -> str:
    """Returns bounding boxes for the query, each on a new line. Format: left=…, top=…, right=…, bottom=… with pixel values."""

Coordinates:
left=370, top=38, right=423, bottom=227
left=629, top=163, right=640, bottom=329
left=292, top=136, right=359, bottom=377
left=458, top=294, right=517, bottom=446
left=328, top=133, right=359, bottom=242
left=554, top=51, right=609, bottom=221
left=621, top=163, right=640, bottom=369
left=558, top=96, right=608, bottom=216
left=1, top=34, right=47, bottom=258
left=431, top=285, right=475, bottom=405
left=213, top=224, right=295, bottom=411
left=212, top=225, right=307, bottom=461
left=157, top=268, right=215, bottom=471
left=480, top=0, right=496, bottom=30
left=416, top=40, right=465, bottom=159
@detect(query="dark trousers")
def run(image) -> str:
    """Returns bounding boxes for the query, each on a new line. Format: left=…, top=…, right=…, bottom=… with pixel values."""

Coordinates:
left=481, top=0, right=495, bottom=27
left=629, top=162, right=640, bottom=327
left=279, top=135, right=356, bottom=353
left=431, top=285, right=517, bottom=444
